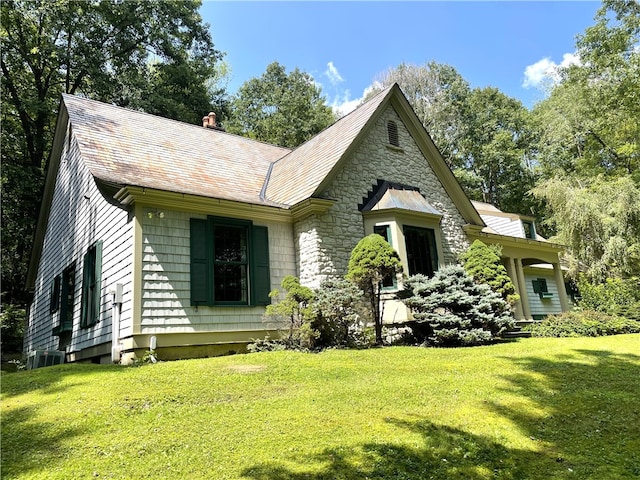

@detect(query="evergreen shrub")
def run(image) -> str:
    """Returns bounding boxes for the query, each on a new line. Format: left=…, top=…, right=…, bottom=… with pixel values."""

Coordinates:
left=400, top=265, right=515, bottom=347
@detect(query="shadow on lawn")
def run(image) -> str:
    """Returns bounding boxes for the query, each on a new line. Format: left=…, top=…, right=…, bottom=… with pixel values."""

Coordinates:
left=1, top=364, right=122, bottom=478
left=243, top=346, right=640, bottom=480
left=488, top=348, right=640, bottom=478
left=243, top=417, right=537, bottom=479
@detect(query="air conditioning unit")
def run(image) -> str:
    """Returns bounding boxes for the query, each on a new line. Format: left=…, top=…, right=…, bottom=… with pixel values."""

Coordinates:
left=27, top=350, right=65, bottom=370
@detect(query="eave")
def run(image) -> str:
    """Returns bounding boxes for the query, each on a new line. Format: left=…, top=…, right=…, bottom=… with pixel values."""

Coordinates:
left=290, top=198, right=336, bottom=221
left=464, top=225, right=565, bottom=260
left=114, top=186, right=293, bottom=223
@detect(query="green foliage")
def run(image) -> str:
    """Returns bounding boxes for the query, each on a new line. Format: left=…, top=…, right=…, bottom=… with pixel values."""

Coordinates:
left=532, top=0, right=639, bottom=182
left=524, top=310, right=640, bottom=337
left=0, top=303, right=25, bottom=354
left=401, top=265, right=515, bottom=347
left=263, top=275, right=316, bottom=350
left=532, top=175, right=640, bottom=281
left=1, top=0, right=225, bottom=307
left=459, top=240, right=519, bottom=304
left=577, top=276, right=640, bottom=321
left=367, top=62, right=471, bottom=165
left=312, top=277, right=368, bottom=348
left=226, top=62, right=336, bottom=148
left=347, top=234, right=403, bottom=345
left=457, top=87, right=537, bottom=215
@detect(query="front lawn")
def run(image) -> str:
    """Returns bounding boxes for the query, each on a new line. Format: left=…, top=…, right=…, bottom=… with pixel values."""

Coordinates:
left=2, top=335, right=639, bottom=479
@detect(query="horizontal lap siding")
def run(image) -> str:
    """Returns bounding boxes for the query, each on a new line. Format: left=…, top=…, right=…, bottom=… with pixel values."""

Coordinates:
left=140, top=210, right=295, bottom=335
left=524, top=269, right=563, bottom=318
left=25, top=131, right=133, bottom=355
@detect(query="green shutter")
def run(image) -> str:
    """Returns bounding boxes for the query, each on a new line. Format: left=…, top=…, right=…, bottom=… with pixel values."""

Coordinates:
left=251, top=225, right=271, bottom=306
left=190, top=218, right=212, bottom=305
left=80, top=249, right=90, bottom=327
left=93, top=241, right=103, bottom=326
left=50, top=275, right=61, bottom=313
left=80, top=241, right=102, bottom=328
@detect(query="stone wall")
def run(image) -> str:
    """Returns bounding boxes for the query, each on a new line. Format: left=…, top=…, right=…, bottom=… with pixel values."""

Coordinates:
left=295, top=105, right=470, bottom=288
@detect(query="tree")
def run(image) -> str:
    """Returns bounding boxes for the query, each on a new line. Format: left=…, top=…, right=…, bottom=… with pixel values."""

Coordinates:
left=225, top=62, right=336, bottom=148
left=457, top=87, right=537, bottom=215
left=367, top=62, right=471, bottom=165
left=459, top=240, right=519, bottom=305
left=313, top=278, right=366, bottom=348
left=532, top=175, right=640, bottom=282
left=401, top=265, right=515, bottom=347
left=532, top=0, right=639, bottom=182
left=346, top=234, right=403, bottom=345
left=1, top=0, right=224, bottom=305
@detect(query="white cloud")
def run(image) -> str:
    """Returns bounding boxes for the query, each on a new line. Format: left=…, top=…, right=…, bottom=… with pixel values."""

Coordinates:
left=522, top=53, right=581, bottom=89
left=325, top=61, right=344, bottom=86
left=330, top=83, right=382, bottom=117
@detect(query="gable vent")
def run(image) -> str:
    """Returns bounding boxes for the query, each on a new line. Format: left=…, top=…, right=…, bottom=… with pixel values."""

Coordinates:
left=387, top=120, right=399, bottom=146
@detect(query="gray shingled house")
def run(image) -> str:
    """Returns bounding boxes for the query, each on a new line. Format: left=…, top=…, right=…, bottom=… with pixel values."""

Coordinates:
left=24, top=84, right=570, bottom=364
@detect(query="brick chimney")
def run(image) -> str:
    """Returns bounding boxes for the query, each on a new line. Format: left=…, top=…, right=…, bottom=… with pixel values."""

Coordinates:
left=201, top=112, right=224, bottom=131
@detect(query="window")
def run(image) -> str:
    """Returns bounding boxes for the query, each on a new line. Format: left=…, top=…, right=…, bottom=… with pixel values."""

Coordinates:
left=387, top=120, right=399, bottom=147
left=54, top=265, right=75, bottom=336
left=190, top=217, right=270, bottom=306
left=374, top=224, right=396, bottom=288
left=404, top=226, right=438, bottom=277
left=81, top=242, right=102, bottom=328
left=523, top=220, right=536, bottom=239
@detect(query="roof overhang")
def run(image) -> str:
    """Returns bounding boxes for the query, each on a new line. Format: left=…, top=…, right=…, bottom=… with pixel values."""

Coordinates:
left=114, top=186, right=293, bottom=223
left=464, top=225, right=565, bottom=264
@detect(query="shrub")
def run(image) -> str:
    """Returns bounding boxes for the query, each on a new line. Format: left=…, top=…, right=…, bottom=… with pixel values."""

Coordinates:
left=347, top=234, right=403, bottom=345
left=312, top=278, right=368, bottom=348
left=0, top=304, right=25, bottom=355
left=459, top=240, right=519, bottom=305
left=577, top=276, right=640, bottom=321
left=400, top=265, right=515, bottom=347
left=524, top=310, right=640, bottom=337
left=261, top=275, right=317, bottom=351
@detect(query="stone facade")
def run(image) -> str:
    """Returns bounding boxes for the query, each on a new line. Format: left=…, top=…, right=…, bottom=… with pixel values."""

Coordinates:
left=295, top=105, right=470, bottom=289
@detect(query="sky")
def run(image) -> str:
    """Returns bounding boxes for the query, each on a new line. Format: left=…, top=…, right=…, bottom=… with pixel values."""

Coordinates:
left=199, top=1, right=602, bottom=114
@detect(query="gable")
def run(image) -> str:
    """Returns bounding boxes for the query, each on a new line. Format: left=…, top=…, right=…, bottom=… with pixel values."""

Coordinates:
left=264, top=84, right=484, bottom=227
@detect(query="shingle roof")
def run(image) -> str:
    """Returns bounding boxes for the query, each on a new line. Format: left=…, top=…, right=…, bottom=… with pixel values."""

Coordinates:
left=63, top=94, right=291, bottom=206
left=264, top=86, right=395, bottom=206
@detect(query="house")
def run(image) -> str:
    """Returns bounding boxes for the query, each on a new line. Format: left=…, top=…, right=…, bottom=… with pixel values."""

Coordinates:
left=24, top=84, right=569, bottom=364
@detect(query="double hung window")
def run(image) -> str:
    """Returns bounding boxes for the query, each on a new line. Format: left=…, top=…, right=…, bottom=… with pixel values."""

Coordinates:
left=190, top=217, right=270, bottom=306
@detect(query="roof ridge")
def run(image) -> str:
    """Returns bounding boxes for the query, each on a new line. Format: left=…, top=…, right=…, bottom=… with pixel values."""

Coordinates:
left=61, top=93, right=292, bottom=154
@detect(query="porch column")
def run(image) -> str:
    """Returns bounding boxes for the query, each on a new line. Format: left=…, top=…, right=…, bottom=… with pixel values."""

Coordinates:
left=505, top=257, right=524, bottom=320
left=515, top=258, right=532, bottom=320
left=553, top=262, right=570, bottom=312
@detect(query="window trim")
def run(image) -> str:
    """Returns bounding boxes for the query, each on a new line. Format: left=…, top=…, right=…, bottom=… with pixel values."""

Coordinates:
left=373, top=224, right=397, bottom=289
left=403, top=224, right=439, bottom=278
left=53, top=264, right=76, bottom=336
left=190, top=216, right=271, bottom=307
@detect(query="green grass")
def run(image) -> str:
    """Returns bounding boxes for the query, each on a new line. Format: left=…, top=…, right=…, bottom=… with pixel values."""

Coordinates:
left=2, top=335, right=639, bottom=479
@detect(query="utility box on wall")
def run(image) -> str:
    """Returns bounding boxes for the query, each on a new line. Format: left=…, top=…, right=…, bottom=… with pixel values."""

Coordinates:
left=27, top=350, right=65, bottom=369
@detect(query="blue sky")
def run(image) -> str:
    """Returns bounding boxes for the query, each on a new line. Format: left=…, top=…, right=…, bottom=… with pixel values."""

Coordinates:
left=200, top=1, right=601, bottom=113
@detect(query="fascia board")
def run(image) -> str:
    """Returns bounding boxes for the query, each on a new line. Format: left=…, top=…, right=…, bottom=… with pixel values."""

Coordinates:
left=389, top=92, right=486, bottom=228
left=114, top=186, right=292, bottom=223
left=26, top=98, right=70, bottom=292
